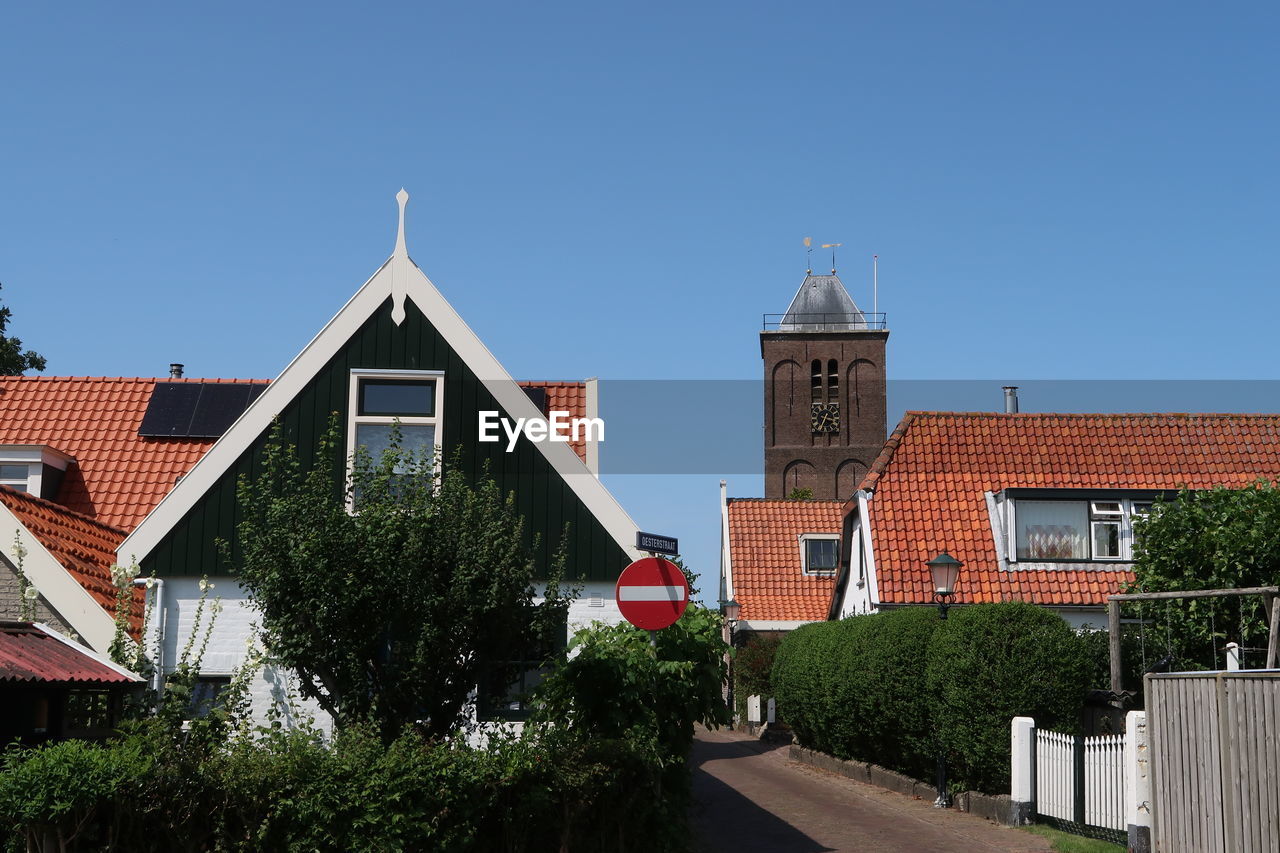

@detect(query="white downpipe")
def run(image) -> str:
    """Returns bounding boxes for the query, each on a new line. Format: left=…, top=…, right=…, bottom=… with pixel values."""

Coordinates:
left=134, top=577, right=165, bottom=694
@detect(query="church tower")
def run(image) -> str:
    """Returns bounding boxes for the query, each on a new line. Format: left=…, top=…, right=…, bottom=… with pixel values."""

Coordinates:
left=761, top=269, right=888, bottom=500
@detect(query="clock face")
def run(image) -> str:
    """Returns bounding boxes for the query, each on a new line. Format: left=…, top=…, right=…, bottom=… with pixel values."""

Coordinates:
left=811, top=402, right=840, bottom=434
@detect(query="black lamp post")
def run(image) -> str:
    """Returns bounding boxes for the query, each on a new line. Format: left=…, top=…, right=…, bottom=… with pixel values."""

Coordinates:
left=720, top=598, right=741, bottom=721
left=927, top=552, right=961, bottom=619
left=927, top=552, right=961, bottom=808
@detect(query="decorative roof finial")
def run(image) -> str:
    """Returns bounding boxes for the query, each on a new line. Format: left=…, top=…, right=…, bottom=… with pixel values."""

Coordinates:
left=395, top=188, right=409, bottom=258
left=391, top=189, right=410, bottom=325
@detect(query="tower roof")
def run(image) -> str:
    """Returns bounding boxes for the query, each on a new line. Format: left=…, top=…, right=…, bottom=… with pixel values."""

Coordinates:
left=778, top=273, right=867, bottom=331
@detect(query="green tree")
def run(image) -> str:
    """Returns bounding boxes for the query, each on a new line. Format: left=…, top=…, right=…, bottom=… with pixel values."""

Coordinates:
left=234, top=421, right=574, bottom=740
left=1129, top=483, right=1280, bottom=669
left=0, top=283, right=46, bottom=375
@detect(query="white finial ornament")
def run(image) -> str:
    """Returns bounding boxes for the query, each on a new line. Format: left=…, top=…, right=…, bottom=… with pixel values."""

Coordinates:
left=391, top=188, right=410, bottom=325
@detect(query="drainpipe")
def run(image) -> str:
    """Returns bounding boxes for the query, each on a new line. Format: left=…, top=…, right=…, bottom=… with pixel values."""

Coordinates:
left=1002, top=386, right=1019, bottom=414
left=133, top=577, right=165, bottom=693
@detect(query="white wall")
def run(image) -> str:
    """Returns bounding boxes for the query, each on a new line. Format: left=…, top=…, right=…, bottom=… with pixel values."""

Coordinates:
left=154, top=577, right=630, bottom=734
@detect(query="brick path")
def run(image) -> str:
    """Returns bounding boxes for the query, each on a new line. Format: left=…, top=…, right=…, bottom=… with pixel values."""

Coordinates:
left=690, top=726, right=1052, bottom=853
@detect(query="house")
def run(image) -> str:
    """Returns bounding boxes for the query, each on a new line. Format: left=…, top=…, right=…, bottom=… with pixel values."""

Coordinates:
left=828, top=410, right=1280, bottom=627
left=718, top=267, right=888, bottom=631
left=718, top=487, right=842, bottom=635
left=0, top=190, right=642, bottom=725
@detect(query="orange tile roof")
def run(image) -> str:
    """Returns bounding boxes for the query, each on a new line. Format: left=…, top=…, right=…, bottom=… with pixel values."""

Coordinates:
left=0, top=377, right=265, bottom=531
left=861, top=412, right=1280, bottom=608
left=727, top=499, right=843, bottom=622
left=518, top=381, right=590, bottom=463
left=0, top=486, right=141, bottom=634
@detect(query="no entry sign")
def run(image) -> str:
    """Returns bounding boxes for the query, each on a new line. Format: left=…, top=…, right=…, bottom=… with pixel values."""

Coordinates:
left=615, top=557, right=689, bottom=631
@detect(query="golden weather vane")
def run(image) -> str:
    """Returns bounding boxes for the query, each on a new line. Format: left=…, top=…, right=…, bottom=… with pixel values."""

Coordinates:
left=821, top=242, right=842, bottom=273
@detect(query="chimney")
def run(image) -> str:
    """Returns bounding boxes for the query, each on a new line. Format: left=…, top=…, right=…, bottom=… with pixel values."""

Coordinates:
left=1002, top=386, right=1019, bottom=414
left=169, top=363, right=185, bottom=379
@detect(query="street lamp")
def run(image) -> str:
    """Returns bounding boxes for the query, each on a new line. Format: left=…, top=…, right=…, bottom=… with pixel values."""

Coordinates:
left=926, top=552, right=962, bottom=808
left=927, top=552, right=961, bottom=620
left=720, top=598, right=741, bottom=623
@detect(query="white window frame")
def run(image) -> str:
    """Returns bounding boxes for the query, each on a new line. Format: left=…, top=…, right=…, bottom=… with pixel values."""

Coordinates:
left=799, top=533, right=840, bottom=576
left=0, top=463, right=29, bottom=493
left=346, top=370, right=445, bottom=498
left=1008, top=496, right=1153, bottom=563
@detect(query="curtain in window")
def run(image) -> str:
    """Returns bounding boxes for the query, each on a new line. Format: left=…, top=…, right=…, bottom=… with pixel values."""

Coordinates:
left=1016, top=501, right=1087, bottom=560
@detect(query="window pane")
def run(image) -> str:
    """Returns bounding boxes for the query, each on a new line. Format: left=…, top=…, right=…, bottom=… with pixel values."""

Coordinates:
left=805, top=539, right=838, bottom=572
left=356, top=424, right=436, bottom=472
left=0, top=464, right=28, bottom=480
left=359, top=379, right=435, bottom=416
left=1091, top=501, right=1122, bottom=517
left=1016, top=501, right=1088, bottom=560
left=1093, top=521, right=1121, bottom=558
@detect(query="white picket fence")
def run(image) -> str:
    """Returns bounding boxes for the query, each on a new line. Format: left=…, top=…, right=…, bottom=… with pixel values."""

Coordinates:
left=1034, top=727, right=1126, bottom=832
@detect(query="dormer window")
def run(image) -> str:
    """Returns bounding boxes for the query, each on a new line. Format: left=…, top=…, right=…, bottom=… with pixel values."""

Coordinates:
left=1010, top=495, right=1153, bottom=562
left=800, top=534, right=839, bottom=575
left=0, top=465, right=28, bottom=493
left=0, top=445, right=74, bottom=501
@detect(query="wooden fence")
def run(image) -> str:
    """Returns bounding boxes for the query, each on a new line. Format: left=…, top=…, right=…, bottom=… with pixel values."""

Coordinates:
left=1147, top=671, right=1280, bottom=853
left=1034, top=726, right=1126, bottom=840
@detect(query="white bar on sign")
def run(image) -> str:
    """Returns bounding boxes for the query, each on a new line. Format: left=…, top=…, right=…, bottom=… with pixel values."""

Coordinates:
left=618, top=585, right=686, bottom=602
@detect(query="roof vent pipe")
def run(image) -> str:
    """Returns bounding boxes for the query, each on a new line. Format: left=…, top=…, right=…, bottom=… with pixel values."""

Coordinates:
left=169, top=364, right=184, bottom=379
left=1002, top=385, right=1019, bottom=414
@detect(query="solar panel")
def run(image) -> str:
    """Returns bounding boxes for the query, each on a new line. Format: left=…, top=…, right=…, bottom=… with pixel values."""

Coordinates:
left=522, top=386, right=547, bottom=415
left=138, top=383, right=267, bottom=438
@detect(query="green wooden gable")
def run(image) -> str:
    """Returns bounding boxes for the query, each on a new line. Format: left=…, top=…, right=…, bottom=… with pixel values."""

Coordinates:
left=140, top=296, right=629, bottom=583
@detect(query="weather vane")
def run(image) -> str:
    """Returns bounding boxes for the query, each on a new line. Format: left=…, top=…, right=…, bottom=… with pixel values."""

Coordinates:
left=822, top=242, right=842, bottom=274
left=803, top=236, right=813, bottom=274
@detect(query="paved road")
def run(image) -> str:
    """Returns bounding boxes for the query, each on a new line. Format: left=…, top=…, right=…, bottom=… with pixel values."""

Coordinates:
left=690, top=727, right=1052, bottom=853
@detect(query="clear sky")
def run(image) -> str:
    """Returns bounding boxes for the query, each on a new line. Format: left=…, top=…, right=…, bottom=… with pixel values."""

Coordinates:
left=2, top=3, right=1278, bottom=592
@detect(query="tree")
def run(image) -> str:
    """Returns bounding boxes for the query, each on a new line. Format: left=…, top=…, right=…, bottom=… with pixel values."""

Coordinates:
left=0, top=283, right=46, bottom=375
left=234, top=420, right=574, bottom=740
left=1130, top=482, right=1280, bottom=669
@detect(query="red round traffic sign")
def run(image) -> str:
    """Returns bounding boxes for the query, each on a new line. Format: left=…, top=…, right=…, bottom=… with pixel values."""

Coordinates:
left=615, top=557, right=689, bottom=631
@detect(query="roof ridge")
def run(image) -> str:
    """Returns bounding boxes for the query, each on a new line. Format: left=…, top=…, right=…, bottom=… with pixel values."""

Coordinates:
left=726, top=497, right=844, bottom=504
left=904, top=410, right=1280, bottom=419
left=0, top=484, right=128, bottom=540
left=860, top=412, right=916, bottom=494
left=0, top=376, right=270, bottom=383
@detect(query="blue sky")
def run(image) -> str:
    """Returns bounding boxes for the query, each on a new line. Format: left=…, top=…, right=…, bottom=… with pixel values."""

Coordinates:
left=2, top=3, right=1278, bottom=591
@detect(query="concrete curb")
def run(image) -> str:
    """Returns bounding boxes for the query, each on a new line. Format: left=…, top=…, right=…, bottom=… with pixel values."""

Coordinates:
left=789, top=745, right=1019, bottom=826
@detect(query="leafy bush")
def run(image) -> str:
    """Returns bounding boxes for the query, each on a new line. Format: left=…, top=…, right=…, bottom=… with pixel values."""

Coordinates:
left=0, top=611, right=729, bottom=853
left=927, top=602, right=1092, bottom=792
left=732, top=631, right=783, bottom=722
left=774, top=603, right=1094, bottom=794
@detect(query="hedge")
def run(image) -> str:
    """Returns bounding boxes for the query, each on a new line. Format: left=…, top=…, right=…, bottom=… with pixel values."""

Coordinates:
left=773, top=602, right=1094, bottom=794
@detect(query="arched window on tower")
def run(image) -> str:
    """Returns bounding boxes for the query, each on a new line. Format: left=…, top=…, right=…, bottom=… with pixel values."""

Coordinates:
left=827, top=359, right=838, bottom=402
left=811, top=360, right=823, bottom=402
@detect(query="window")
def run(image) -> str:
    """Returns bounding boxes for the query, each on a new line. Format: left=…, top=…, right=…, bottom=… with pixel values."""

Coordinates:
left=1012, top=497, right=1152, bottom=562
left=0, top=464, right=28, bottom=493
left=810, top=360, right=823, bottom=402
left=347, top=371, right=444, bottom=491
left=189, top=676, right=233, bottom=718
left=800, top=534, right=839, bottom=575
left=827, top=359, right=838, bottom=402
left=479, top=619, right=567, bottom=721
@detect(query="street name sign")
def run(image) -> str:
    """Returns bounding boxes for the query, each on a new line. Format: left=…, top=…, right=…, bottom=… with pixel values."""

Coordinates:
left=636, top=531, right=679, bottom=555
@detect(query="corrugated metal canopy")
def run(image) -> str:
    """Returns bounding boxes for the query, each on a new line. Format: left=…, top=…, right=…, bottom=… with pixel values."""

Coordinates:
left=0, top=622, right=141, bottom=685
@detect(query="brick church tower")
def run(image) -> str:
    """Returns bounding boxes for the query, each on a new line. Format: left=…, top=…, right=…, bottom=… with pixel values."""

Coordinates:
left=761, top=270, right=888, bottom=500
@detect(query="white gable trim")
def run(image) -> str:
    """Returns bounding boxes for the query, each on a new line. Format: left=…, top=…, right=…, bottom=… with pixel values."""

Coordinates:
left=0, top=504, right=118, bottom=653
left=122, top=193, right=641, bottom=568
left=858, top=489, right=880, bottom=607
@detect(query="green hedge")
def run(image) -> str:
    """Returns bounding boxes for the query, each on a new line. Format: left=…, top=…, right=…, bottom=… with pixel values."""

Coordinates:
left=773, top=603, right=1094, bottom=794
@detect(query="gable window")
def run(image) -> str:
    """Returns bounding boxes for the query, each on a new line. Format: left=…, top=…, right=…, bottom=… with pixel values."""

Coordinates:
left=800, top=534, right=839, bottom=575
left=347, top=370, right=444, bottom=486
left=1012, top=497, right=1151, bottom=562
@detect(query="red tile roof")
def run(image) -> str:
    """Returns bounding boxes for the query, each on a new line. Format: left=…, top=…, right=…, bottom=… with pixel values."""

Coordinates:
left=519, top=381, right=591, bottom=463
left=0, top=486, right=141, bottom=634
left=860, top=412, right=1280, bottom=608
left=727, top=499, right=843, bottom=622
left=0, top=621, right=139, bottom=684
left=0, top=377, right=266, bottom=531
